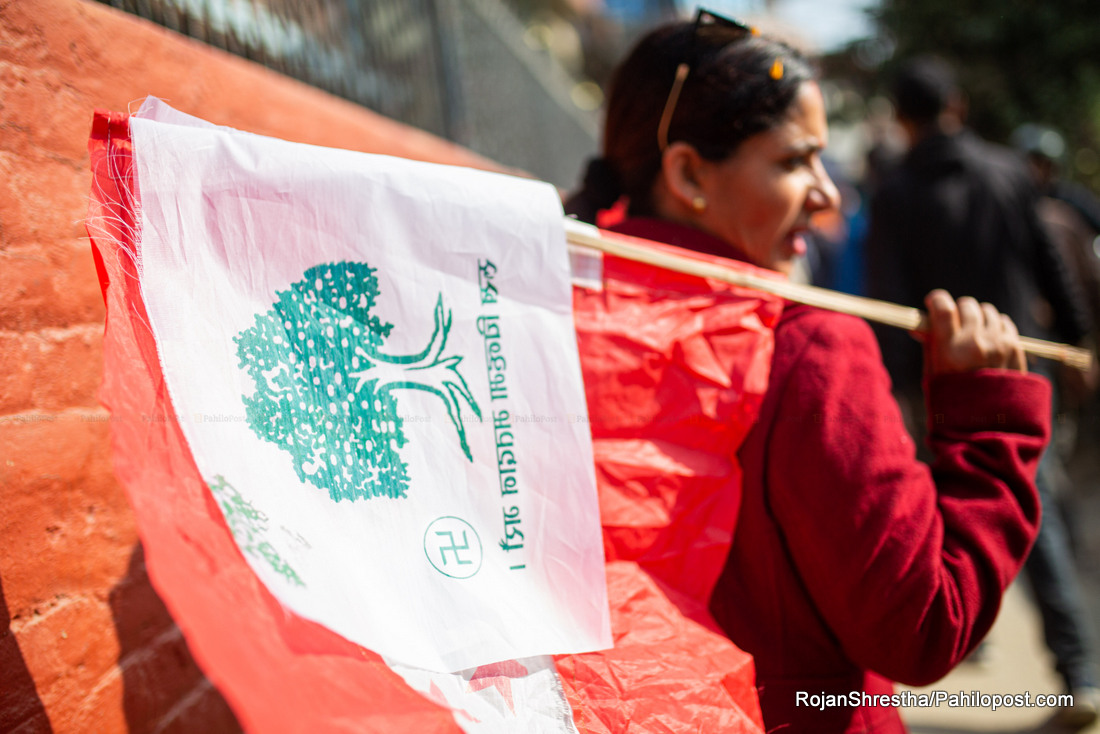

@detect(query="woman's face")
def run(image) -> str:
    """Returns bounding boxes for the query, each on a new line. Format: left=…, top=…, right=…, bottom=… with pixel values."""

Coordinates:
left=695, top=81, right=839, bottom=275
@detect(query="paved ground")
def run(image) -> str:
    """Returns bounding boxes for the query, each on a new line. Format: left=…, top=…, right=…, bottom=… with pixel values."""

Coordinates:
left=900, top=405, right=1100, bottom=734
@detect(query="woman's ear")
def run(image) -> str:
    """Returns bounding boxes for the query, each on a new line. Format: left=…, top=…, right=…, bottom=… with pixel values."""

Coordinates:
left=654, top=142, right=709, bottom=219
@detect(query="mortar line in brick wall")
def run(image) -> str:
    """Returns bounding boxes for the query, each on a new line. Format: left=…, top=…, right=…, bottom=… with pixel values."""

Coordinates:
left=0, top=249, right=52, bottom=265
left=114, top=624, right=186, bottom=674
left=78, top=625, right=188, bottom=711
left=7, top=594, right=81, bottom=634
left=151, top=677, right=220, bottom=734
left=76, top=657, right=125, bottom=713
left=0, top=324, right=105, bottom=340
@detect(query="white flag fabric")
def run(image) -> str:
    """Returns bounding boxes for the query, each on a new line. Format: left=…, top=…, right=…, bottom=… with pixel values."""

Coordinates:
left=387, top=655, right=580, bottom=733
left=129, top=98, right=611, bottom=674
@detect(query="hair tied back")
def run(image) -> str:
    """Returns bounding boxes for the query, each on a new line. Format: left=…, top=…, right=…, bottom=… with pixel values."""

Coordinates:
left=564, top=156, right=623, bottom=224
left=582, top=157, right=621, bottom=205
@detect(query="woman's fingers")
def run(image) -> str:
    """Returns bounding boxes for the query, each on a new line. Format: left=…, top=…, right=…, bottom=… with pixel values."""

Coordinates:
left=925, top=289, right=959, bottom=338
left=981, top=301, right=1002, bottom=334
left=1001, top=313, right=1027, bottom=373
left=956, top=296, right=983, bottom=335
left=922, top=290, right=1027, bottom=375
left=978, top=301, right=1009, bottom=366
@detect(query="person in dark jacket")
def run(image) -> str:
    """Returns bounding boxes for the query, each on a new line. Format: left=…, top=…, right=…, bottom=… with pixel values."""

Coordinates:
left=1012, top=122, right=1100, bottom=361
left=866, top=57, right=1091, bottom=397
left=866, top=56, right=1099, bottom=727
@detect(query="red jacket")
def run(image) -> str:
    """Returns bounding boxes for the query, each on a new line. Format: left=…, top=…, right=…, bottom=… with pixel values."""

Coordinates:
left=613, top=219, right=1049, bottom=733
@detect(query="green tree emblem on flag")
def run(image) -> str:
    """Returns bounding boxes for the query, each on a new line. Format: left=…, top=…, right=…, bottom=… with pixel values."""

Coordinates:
left=236, top=261, right=480, bottom=502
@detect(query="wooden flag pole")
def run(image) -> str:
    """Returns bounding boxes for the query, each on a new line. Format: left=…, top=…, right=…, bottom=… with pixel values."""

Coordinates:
left=563, top=219, right=1094, bottom=373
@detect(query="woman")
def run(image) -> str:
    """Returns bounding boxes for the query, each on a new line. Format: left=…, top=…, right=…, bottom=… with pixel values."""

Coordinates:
left=567, top=12, right=1050, bottom=733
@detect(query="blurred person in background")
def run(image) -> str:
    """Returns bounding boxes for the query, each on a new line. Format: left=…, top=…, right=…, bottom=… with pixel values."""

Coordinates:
left=866, top=55, right=1099, bottom=727
left=1013, top=122, right=1100, bottom=384
left=567, top=16, right=1051, bottom=732
left=802, top=155, right=869, bottom=295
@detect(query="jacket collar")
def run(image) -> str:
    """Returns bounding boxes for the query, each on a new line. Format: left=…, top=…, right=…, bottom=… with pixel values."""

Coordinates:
left=605, top=217, right=753, bottom=264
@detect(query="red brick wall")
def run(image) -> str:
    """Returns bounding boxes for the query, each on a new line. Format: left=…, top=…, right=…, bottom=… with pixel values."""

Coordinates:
left=0, top=2, right=505, bottom=731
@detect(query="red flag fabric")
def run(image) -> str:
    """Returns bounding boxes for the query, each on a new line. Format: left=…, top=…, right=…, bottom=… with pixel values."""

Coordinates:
left=556, top=236, right=780, bottom=731
left=87, top=109, right=778, bottom=732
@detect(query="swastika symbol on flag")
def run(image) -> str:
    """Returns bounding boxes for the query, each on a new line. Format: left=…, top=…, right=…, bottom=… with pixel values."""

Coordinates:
left=423, top=517, right=482, bottom=578
left=436, top=531, right=473, bottom=565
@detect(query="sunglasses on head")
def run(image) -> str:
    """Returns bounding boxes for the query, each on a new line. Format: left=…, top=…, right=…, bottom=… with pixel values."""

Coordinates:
left=656, top=8, right=757, bottom=152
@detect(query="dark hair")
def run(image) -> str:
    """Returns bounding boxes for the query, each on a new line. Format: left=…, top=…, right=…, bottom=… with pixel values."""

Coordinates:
left=565, top=19, right=815, bottom=223
left=892, top=55, right=958, bottom=126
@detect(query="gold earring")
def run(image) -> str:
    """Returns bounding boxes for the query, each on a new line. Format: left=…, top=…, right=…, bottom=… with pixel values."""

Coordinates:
left=692, top=196, right=707, bottom=212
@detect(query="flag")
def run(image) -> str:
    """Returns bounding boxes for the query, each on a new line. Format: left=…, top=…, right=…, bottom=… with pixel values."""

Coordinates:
left=556, top=232, right=778, bottom=732
left=86, top=100, right=779, bottom=732
left=119, top=97, right=610, bottom=674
